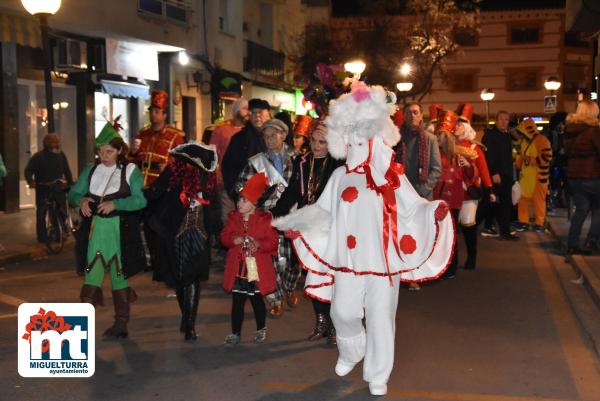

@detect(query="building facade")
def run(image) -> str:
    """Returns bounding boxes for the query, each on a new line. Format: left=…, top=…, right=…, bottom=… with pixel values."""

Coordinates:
left=327, top=5, right=594, bottom=125
left=0, top=0, right=323, bottom=212
left=0, top=0, right=208, bottom=212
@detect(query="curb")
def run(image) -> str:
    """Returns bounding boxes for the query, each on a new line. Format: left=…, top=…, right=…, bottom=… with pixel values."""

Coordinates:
left=0, top=241, right=74, bottom=266
left=546, top=220, right=600, bottom=311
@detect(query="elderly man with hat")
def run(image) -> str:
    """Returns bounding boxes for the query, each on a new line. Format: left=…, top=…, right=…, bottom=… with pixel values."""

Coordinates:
left=222, top=98, right=271, bottom=199
left=209, top=98, right=249, bottom=237
left=25, top=133, right=73, bottom=243
left=130, top=90, right=186, bottom=188
left=236, top=117, right=296, bottom=317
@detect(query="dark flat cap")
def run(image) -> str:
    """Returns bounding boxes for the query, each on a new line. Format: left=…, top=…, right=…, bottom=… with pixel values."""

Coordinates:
left=261, top=118, right=289, bottom=135
left=248, top=98, right=270, bottom=110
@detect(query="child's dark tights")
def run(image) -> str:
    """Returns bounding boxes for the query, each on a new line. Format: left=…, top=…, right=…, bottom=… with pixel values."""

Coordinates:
left=231, top=292, right=266, bottom=335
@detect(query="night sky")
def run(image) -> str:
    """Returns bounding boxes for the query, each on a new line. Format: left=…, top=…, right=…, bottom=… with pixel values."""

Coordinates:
left=331, top=0, right=566, bottom=17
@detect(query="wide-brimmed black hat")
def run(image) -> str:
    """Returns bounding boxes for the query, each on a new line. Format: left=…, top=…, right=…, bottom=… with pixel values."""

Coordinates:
left=248, top=98, right=270, bottom=110
left=169, top=142, right=217, bottom=172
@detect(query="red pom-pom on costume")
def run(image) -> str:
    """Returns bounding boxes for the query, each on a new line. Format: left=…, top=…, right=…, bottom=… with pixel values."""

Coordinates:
left=392, top=108, right=403, bottom=127
left=341, top=187, right=359, bottom=203
left=347, top=235, right=357, bottom=249
left=399, top=235, right=417, bottom=254
left=285, top=230, right=301, bottom=240
left=434, top=202, right=449, bottom=221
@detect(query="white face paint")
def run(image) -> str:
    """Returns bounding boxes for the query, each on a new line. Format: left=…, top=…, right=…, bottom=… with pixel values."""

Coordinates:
left=346, top=133, right=369, bottom=170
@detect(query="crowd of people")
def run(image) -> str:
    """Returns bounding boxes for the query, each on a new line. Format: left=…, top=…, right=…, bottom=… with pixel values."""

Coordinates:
left=19, top=84, right=600, bottom=395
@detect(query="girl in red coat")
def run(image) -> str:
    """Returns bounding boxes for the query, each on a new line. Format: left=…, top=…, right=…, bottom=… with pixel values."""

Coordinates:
left=221, top=172, right=279, bottom=346
left=433, top=111, right=477, bottom=279
left=455, top=104, right=495, bottom=270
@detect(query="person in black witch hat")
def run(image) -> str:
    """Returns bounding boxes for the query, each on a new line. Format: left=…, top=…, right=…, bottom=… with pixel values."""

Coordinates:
left=144, top=142, right=218, bottom=341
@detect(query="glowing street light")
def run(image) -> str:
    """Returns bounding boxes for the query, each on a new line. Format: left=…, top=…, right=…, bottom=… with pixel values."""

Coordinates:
left=399, top=62, right=412, bottom=77
left=178, top=51, right=190, bottom=66
left=21, top=0, right=61, bottom=15
left=544, top=76, right=561, bottom=92
left=396, top=82, right=413, bottom=92
left=480, top=88, right=495, bottom=125
left=344, top=60, right=366, bottom=79
left=480, top=88, right=495, bottom=101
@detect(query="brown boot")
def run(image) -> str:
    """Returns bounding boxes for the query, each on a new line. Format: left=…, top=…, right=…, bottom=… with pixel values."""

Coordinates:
left=103, top=288, right=137, bottom=339
left=326, top=314, right=337, bottom=345
left=285, top=291, right=299, bottom=308
left=307, top=313, right=328, bottom=341
left=269, top=304, right=284, bottom=318
left=80, top=284, right=104, bottom=307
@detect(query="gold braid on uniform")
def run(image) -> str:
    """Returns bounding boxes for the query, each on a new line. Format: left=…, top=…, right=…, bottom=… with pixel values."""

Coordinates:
left=455, top=145, right=479, bottom=160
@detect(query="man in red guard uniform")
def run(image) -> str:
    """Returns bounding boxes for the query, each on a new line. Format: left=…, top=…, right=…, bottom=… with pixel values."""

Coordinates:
left=130, top=90, right=185, bottom=187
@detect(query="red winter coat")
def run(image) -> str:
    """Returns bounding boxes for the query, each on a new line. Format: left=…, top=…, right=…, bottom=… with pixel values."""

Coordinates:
left=433, top=155, right=474, bottom=210
left=456, top=139, right=492, bottom=200
left=221, top=210, right=279, bottom=295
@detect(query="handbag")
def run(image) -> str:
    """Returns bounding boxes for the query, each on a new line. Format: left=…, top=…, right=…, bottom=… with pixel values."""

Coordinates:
left=466, top=184, right=483, bottom=199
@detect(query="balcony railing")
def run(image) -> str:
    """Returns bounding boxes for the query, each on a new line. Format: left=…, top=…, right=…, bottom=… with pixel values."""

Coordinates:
left=244, top=40, right=285, bottom=79
left=138, top=0, right=192, bottom=26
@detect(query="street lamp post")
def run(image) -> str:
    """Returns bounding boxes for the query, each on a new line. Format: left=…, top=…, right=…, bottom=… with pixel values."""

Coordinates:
left=396, top=82, right=413, bottom=105
left=344, top=60, right=366, bottom=80
left=21, top=0, right=62, bottom=134
left=544, top=76, right=561, bottom=96
left=480, top=88, right=495, bottom=125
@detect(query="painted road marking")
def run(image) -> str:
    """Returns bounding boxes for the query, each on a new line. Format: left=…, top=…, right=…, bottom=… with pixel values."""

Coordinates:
left=527, top=234, right=600, bottom=401
left=261, top=383, right=577, bottom=401
left=0, top=292, right=25, bottom=307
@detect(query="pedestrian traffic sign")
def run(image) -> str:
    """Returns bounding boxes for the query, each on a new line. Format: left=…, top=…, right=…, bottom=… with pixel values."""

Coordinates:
left=544, top=96, right=557, bottom=113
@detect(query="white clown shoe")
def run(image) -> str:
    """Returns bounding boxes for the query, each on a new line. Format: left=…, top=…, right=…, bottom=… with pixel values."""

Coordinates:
left=368, top=382, right=388, bottom=396
left=335, top=359, right=357, bottom=376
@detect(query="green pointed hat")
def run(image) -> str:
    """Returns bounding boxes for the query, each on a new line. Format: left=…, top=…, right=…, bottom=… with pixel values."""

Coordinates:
left=95, top=122, right=123, bottom=148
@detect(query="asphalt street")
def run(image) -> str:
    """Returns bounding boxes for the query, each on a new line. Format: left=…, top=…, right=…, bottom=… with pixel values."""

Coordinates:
left=1, top=231, right=600, bottom=401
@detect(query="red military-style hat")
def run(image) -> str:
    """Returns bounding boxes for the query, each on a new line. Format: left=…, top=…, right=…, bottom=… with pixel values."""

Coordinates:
left=392, top=108, right=403, bottom=127
left=429, top=104, right=444, bottom=122
left=150, top=90, right=168, bottom=110
left=436, top=110, right=459, bottom=135
left=456, top=103, right=474, bottom=123
left=293, top=115, right=314, bottom=138
left=240, top=172, right=270, bottom=205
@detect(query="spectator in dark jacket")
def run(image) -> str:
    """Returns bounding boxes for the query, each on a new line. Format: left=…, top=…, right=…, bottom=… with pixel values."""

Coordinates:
left=564, top=100, right=600, bottom=255
left=221, top=99, right=270, bottom=198
left=25, top=133, right=73, bottom=243
left=481, top=110, right=519, bottom=241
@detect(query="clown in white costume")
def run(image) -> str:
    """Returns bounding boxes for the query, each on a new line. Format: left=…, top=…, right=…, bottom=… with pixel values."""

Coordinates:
left=273, top=83, right=455, bottom=395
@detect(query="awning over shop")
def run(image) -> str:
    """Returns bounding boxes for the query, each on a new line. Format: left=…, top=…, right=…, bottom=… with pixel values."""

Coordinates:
left=101, top=80, right=150, bottom=100
left=250, top=85, right=296, bottom=112
left=0, top=12, right=41, bottom=48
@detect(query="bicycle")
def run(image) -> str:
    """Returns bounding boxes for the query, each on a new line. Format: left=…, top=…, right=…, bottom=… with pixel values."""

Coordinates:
left=38, top=179, right=78, bottom=254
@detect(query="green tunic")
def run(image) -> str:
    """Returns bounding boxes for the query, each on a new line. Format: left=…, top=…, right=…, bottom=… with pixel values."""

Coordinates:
left=68, top=164, right=146, bottom=290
